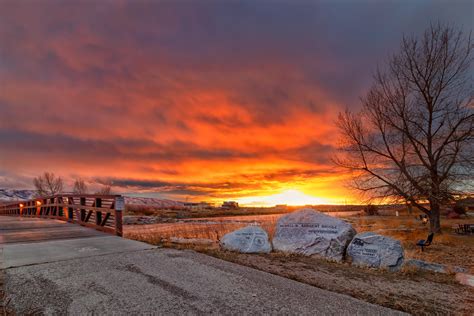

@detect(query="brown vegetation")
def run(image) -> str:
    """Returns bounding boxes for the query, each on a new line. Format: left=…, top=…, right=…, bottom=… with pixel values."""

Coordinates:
left=125, top=206, right=474, bottom=314
left=127, top=211, right=474, bottom=315
left=125, top=204, right=365, bottom=218
left=126, top=212, right=474, bottom=271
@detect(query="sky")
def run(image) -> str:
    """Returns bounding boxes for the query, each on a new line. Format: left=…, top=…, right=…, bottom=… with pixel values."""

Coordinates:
left=0, top=0, right=472, bottom=205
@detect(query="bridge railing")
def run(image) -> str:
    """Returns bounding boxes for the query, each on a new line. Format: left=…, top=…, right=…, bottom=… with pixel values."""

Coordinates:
left=0, top=194, right=124, bottom=236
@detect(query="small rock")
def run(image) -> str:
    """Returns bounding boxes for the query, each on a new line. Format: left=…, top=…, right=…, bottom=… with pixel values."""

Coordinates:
left=455, top=273, right=474, bottom=287
left=453, top=266, right=468, bottom=273
left=404, top=259, right=447, bottom=273
left=170, top=237, right=214, bottom=245
left=272, top=209, right=356, bottom=261
left=347, top=232, right=404, bottom=271
left=220, top=226, right=272, bottom=253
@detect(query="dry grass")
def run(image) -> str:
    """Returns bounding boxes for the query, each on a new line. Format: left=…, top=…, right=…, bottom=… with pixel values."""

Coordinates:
left=125, top=214, right=281, bottom=247
left=348, top=215, right=474, bottom=272
left=126, top=211, right=473, bottom=271
left=124, top=211, right=474, bottom=314
left=125, top=204, right=366, bottom=219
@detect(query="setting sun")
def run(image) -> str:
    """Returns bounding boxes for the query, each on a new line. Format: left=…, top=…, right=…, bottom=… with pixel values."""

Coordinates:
left=237, top=189, right=329, bottom=207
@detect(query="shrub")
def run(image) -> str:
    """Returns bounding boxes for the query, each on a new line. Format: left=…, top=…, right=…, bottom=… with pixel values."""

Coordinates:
left=364, top=204, right=379, bottom=216
left=452, top=205, right=466, bottom=216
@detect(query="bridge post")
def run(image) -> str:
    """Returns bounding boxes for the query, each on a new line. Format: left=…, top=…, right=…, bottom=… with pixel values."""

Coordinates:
left=67, top=197, right=74, bottom=222
left=36, top=200, right=40, bottom=216
left=114, top=196, right=124, bottom=237
left=80, top=197, right=86, bottom=222
left=95, top=198, right=102, bottom=226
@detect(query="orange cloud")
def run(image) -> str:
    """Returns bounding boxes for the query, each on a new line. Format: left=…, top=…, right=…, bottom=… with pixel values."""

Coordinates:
left=1, top=1, right=469, bottom=205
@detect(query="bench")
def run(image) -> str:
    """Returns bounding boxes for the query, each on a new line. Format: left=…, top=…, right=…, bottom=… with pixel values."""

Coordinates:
left=453, top=224, right=474, bottom=235
left=416, top=233, right=434, bottom=252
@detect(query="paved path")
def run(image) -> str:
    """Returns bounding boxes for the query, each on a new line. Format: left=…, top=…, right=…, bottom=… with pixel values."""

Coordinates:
left=0, top=216, right=406, bottom=315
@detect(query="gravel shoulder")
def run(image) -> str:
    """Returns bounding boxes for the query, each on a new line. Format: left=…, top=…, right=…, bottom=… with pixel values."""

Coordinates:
left=3, top=248, right=405, bottom=315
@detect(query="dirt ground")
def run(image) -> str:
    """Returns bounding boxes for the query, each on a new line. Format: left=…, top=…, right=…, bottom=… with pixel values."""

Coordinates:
left=175, top=246, right=474, bottom=315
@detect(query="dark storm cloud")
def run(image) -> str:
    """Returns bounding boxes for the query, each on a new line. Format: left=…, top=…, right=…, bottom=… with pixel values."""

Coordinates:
left=0, top=129, right=258, bottom=162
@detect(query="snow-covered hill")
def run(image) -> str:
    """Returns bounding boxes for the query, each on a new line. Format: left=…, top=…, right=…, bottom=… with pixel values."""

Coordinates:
left=0, top=189, right=184, bottom=209
left=124, top=196, right=185, bottom=209
left=0, top=189, right=36, bottom=202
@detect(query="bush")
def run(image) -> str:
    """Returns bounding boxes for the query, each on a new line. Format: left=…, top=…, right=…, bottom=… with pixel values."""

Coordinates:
left=452, top=205, right=466, bottom=216
left=126, top=205, right=157, bottom=216
left=364, top=204, right=379, bottom=216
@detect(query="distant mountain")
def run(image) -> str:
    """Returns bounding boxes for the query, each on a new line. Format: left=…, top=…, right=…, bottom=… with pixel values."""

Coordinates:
left=0, top=189, right=184, bottom=209
left=0, top=189, right=36, bottom=202
left=124, top=196, right=185, bottom=209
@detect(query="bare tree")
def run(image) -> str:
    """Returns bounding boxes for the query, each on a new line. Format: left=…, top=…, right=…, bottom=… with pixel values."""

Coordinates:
left=96, top=182, right=113, bottom=195
left=336, top=24, right=473, bottom=233
left=33, top=172, right=64, bottom=197
left=73, top=178, right=88, bottom=194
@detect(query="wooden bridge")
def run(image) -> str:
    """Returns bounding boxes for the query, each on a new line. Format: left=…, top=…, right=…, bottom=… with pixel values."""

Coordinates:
left=0, top=194, right=153, bottom=268
left=0, top=194, right=124, bottom=237
left=0, top=194, right=403, bottom=314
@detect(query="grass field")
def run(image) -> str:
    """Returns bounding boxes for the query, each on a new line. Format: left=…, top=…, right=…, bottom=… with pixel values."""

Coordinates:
left=125, top=210, right=473, bottom=271
left=125, top=209, right=474, bottom=314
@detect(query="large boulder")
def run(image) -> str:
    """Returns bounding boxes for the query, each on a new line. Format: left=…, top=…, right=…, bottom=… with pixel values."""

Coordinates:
left=220, top=226, right=272, bottom=253
left=347, top=232, right=404, bottom=271
left=272, top=209, right=356, bottom=261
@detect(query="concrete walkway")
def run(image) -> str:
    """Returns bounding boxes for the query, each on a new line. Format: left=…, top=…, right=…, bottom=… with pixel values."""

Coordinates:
left=0, top=216, right=406, bottom=315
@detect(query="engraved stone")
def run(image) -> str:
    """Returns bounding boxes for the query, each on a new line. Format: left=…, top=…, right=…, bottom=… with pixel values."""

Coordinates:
left=347, top=232, right=404, bottom=270
left=220, top=226, right=272, bottom=253
left=272, top=209, right=356, bottom=261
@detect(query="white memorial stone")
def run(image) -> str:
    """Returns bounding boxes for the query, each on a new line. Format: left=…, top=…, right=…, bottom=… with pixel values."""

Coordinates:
left=220, top=226, right=272, bottom=253
left=347, top=232, right=404, bottom=270
left=272, top=209, right=356, bottom=261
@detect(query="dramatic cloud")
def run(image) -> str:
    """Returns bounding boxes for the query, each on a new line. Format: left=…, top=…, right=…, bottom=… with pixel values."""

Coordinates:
left=0, top=0, right=471, bottom=204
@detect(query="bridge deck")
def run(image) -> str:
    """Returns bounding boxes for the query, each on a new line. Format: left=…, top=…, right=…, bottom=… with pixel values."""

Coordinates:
left=0, top=216, right=105, bottom=244
left=0, top=216, right=155, bottom=268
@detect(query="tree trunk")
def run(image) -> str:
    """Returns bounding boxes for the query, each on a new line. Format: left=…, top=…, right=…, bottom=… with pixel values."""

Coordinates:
left=429, top=201, right=442, bottom=234
left=406, top=201, right=413, bottom=215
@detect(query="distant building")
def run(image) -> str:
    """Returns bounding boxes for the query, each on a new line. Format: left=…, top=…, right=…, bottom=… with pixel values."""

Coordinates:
left=456, top=197, right=474, bottom=211
left=222, top=201, right=239, bottom=209
left=183, top=202, right=212, bottom=210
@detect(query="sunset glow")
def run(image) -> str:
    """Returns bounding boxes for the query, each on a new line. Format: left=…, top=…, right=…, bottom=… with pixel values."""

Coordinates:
left=237, top=189, right=330, bottom=207
left=0, top=2, right=471, bottom=205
